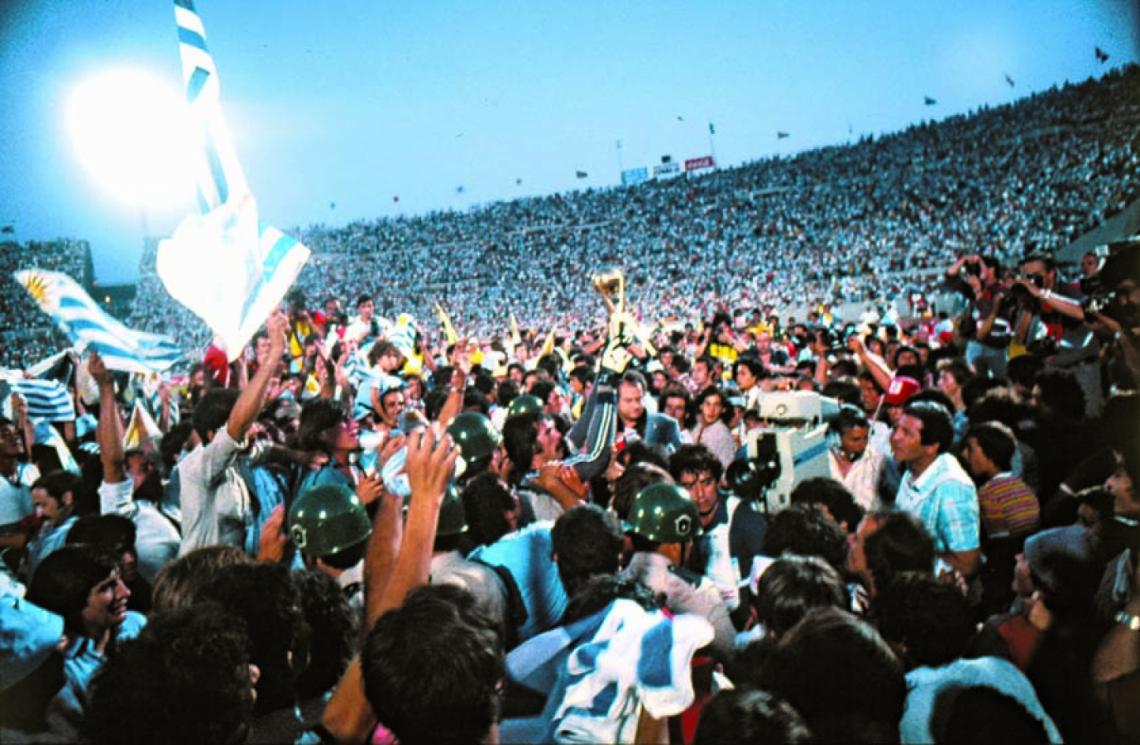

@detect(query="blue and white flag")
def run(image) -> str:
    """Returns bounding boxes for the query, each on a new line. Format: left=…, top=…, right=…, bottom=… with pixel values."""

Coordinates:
left=157, top=0, right=310, bottom=360
left=503, top=599, right=713, bottom=744
left=548, top=600, right=713, bottom=742
left=0, top=377, right=76, bottom=423
left=14, top=270, right=182, bottom=375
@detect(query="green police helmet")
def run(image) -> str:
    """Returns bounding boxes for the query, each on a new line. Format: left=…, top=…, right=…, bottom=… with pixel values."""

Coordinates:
left=506, top=394, right=544, bottom=419
left=289, top=484, right=372, bottom=557
left=436, top=484, right=468, bottom=537
left=446, top=412, right=501, bottom=464
left=624, top=483, right=702, bottom=544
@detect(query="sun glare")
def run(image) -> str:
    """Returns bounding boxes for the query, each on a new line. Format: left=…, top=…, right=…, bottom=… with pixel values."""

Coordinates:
left=67, top=68, right=196, bottom=208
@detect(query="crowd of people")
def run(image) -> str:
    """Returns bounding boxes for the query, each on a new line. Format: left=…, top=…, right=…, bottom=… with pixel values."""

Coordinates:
left=1, top=217, right=1139, bottom=742
left=119, top=64, right=1140, bottom=357
left=0, top=64, right=1138, bottom=745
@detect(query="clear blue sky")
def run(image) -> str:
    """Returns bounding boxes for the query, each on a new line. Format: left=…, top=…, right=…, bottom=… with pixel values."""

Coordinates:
left=1, top=0, right=1136, bottom=283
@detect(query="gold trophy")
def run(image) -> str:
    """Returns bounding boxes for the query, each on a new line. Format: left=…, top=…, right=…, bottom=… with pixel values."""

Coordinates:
left=591, top=268, right=626, bottom=337
left=591, top=267, right=656, bottom=360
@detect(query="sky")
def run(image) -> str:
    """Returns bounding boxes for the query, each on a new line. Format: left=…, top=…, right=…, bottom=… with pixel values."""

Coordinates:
left=1, top=0, right=1137, bottom=284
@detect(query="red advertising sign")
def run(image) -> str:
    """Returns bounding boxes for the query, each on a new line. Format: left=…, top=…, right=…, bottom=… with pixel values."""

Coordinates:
left=684, top=155, right=715, bottom=172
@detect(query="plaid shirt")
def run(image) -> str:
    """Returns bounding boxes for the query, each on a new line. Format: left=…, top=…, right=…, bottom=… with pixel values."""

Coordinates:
left=896, top=453, right=980, bottom=554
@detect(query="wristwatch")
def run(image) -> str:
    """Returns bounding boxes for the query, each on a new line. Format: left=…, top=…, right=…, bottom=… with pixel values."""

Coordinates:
left=1115, top=610, right=1140, bottom=631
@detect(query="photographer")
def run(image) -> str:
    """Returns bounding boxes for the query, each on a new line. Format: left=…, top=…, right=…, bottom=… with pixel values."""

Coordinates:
left=945, top=254, right=1012, bottom=379
left=1012, top=253, right=1102, bottom=416
left=1086, top=242, right=1140, bottom=390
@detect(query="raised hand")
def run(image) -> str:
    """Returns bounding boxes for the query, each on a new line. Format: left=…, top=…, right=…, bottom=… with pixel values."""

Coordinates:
left=356, top=472, right=384, bottom=506
left=256, top=504, right=288, bottom=563
left=405, top=427, right=458, bottom=507
left=267, top=310, right=289, bottom=354
left=377, top=433, right=406, bottom=469
left=88, top=352, right=112, bottom=388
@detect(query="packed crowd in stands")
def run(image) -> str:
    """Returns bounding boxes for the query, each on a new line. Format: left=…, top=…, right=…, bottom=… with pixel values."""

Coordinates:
left=120, top=64, right=1140, bottom=357
left=0, top=65, right=1138, bottom=745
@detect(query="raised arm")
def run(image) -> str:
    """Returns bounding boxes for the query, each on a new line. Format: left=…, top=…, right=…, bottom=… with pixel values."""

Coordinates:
left=375, top=426, right=457, bottom=614
left=89, top=352, right=126, bottom=484
left=226, top=311, right=288, bottom=441
left=321, top=432, right=456, bottom=744
left=848, top=334, right=893, bottom=391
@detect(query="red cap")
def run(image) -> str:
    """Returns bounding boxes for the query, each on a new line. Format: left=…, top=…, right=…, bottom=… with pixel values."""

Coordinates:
left=203, top=344, right=230, bottom=387
left=883, top=376, right=921, bottom=406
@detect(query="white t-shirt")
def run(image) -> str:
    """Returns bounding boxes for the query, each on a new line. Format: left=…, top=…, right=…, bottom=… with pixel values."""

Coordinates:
left=98, top=479, right=181, bottom=583
left=176, top=427, right=251, bottom=556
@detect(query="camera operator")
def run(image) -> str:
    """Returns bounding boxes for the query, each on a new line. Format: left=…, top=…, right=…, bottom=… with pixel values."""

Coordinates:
left=1012, top=253, right=1103, bottom=416
left=945, top=253, right=1012, bottom=378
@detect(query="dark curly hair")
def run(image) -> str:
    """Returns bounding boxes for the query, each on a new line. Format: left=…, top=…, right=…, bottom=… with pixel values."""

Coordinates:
left=669, top=443, right=724, bottom=483
left=753, top=555, right=848, bottom=639
left=293, top=570, right=357, bottom=700
left=199, top=563, right=307, bottom=715
left=550, top=504, right=624, bottom=598
left=83, top=602, right=254, bottom=745
left=871, top=571, right=975, bottom=669
left=362, top=585, right=503, bottom=745
left=763, top=503, right=849, bottom=572
left=28, top=544, right=120, bottom=636
left=460, top=472, right=517, bottom=549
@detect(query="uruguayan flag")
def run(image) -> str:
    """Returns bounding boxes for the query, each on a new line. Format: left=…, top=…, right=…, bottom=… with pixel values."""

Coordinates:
left=156, top=0, right=310, bottom=360
left=386, top=314, right=418, bottom=360
left=14, top=270, right=181, bottom=375
left=503, top=599, right=713, bottom=744
left=0, top=377, right=76, bottom=423
left=342, top=352, right=372, bottom=389
left=131, top=373, right=180, bottom=428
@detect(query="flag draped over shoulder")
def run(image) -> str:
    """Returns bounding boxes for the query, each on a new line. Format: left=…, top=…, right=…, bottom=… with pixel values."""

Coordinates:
left=157, top=0, right=310, bottom=361
left=14, top=270, right=182, bottom=374
left=504, top=599, right=714, bottom=744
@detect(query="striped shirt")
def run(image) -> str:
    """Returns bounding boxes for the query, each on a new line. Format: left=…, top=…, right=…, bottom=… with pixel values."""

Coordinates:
left=978, top=473, right=1040, bottom=539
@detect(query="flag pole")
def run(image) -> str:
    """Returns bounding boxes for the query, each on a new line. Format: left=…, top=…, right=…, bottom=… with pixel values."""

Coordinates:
left=708, top=123, right=716, bottom=167
left=616, top=139, right=623, bottom=179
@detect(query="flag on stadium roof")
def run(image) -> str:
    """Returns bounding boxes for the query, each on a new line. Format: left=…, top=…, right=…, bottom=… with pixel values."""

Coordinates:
left=1004, top=73, right=1015, bottom=87
left=0, top=377, right=76, bottom=423
left=924, top=96, right=937, bottom=105
left=1095, top=46, right=1109, bottom=63
left=576, top=170, right=588, bottom=179
left=156, top=0, right=311, bottom=362
left=708, top=122, right=715, bottom=135
left=14, top=269, right=182, bottom=374
left=777, top=131, right=790, bottom=139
